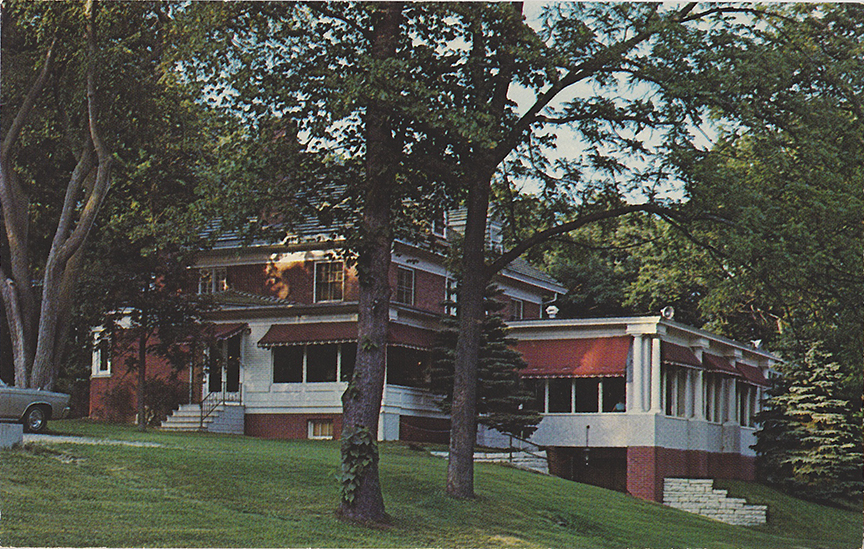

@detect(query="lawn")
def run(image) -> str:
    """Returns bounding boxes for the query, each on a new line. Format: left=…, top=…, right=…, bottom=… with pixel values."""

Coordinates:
left=1, top=420, right=859, bottom=548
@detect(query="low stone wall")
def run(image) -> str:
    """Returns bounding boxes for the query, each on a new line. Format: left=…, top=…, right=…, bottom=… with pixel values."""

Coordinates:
left=0, top=423, right=23, bottom=449
left=663, top=478, right=767, bottom=526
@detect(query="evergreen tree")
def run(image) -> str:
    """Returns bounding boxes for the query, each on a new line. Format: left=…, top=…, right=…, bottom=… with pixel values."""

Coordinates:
left=754, top=344, right=863, bottom=506
left=432, top=283, right=541, bottom=440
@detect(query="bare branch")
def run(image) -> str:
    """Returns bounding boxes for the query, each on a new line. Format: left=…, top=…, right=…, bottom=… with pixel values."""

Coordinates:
left=487, top=203, right=679, bottom=276
left=1, top=38, right=56, bottom=160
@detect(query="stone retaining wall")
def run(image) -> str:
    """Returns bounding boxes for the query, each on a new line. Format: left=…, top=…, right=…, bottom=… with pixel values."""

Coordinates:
left=663, top=478, right=767, bottom=526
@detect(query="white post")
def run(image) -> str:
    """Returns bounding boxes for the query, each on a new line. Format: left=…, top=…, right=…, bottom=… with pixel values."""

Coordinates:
left=544, top=379, right=549, bottom=414
left=650, top=337, right=662, bottom=412
left=597, top=379, right=604, bottom=413
left=727, top=378, right=738, bottom=423
left=694, top=370, right=705, bottom=420
left=632, top=334, right=644, bottom=412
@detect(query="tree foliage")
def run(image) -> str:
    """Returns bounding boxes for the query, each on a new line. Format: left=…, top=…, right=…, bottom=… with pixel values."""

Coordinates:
left=431, top=283, right=541, bottom=439
left=753, top=345, right=863, bottom=507
left=1, top=0, right=215, bottom=390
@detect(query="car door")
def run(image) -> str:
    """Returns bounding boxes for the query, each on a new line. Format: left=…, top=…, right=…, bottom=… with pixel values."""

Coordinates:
left=0, top=382, right=32, bottom=419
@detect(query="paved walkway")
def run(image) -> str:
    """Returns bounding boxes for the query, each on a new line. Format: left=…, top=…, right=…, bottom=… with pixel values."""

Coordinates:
left=22, top=434, right=163, bottom=447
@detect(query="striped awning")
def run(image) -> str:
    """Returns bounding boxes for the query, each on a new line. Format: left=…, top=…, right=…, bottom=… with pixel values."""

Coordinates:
left=736, top=363, right=770, bottom=386
left=703, top=353, right=743, bottom=377
left=661, top=342, right=703, bottom=369
left=257, top=321, right=436, bottom=349
left=516, top=336, right=631, bottom=378
left=209, top=322, right=247, bottom=341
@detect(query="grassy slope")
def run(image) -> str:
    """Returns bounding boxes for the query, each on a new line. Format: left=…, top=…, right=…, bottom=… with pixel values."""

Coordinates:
left=0, top=420, right=859, bottom=548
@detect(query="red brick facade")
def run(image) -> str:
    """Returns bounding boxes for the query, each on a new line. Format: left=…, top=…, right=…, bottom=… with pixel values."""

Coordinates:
left=88, top=332, right=198, bottom=423
left=245, top=413, right=344, bottom=440
left=626, top=446, right=756, bottom=502
left=244, top=413, right=449, bottom=443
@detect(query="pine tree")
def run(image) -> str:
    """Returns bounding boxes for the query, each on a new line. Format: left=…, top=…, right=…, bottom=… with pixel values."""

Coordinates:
left=431, top=283, right=541, bottom=439
left=754, top=344, right=863, bottom=506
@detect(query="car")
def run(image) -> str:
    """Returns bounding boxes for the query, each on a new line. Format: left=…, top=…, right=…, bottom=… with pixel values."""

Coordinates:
left=0, top=379, right=70, bottom=433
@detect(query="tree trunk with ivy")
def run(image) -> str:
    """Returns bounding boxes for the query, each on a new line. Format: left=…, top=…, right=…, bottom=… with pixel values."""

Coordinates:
left=337, top=2, right=402, bottom=525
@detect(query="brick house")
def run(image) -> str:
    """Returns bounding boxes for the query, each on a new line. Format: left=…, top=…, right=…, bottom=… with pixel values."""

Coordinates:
left=88, top=214, right=778, bottom=502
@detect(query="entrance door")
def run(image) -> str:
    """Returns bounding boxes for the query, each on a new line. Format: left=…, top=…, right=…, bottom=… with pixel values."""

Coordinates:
left=225, top=334, right=241, bottom=393
left=206, top=334, right=242, bottom=397
left=207, top=349, right=222, bottom=393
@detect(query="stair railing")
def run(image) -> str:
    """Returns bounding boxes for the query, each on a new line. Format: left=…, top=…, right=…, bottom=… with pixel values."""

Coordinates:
left=507, top=433, right=546, bottom=464
left=199, top=376, right=242, bottom=429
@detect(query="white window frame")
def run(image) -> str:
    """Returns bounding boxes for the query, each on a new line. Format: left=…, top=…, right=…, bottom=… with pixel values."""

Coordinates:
left=198, top=267, right=228, bottom=294
left=431, top=211, right=447, bottom=238
left=314, top=261, right=344, bottom=302
left=91, top=331, right=112, bottom=377
left=307, top=418, right=335, bottom=440
left=273, top=343, right=353, bottom=384
left=395, top=266, right=415, bottom=306
left=510, top=298, right=524, bottom=321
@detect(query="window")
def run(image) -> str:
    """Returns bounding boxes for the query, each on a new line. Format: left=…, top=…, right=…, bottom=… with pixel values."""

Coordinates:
left=315, top=261, right=344, bottom=302
left=386, top=346, right=430, bottom=388
left=199, top=267, right=228, bottom=294
left=273, top=343, right=355, bottom=384
left=663, top=365, right=690, bottom=418
left=703, top=373, right=725, bottom=423
left=510, top=299, right=524, bottom=321
left=548, top=379, right=573, bottom=413
left=523, top=379, right=546, bottom=413
left=340, top=343, right=356, bottom=382
left=738, top=382, right=758, bottom=427
left=306, top=344, right=338, bottom=382
left=273, top=347, right=303, bottom=383
left=394, top=267, right=415, bottom=306
left=575, top=379, right=600, bottom=412
left=431, top=211, right=446, bottom=237
left=92, top=333, right=111, bottom=376
left=602, top=378, right=626, bottom=412
left=308, top=419, right=334, bottom=440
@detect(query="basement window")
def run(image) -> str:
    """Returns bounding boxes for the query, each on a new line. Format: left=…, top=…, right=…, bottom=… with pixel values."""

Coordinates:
left=308, top=419, right=334, bottom=440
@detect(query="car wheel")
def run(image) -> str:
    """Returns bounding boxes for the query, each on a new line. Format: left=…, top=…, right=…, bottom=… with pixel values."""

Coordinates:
left=23, top=406, right=47, bottom=433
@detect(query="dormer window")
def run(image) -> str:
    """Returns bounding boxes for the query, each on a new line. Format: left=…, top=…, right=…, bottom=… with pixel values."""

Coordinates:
left=431, top=211, right=447, bottom=238
left=199, top=267, right=228, bottom=294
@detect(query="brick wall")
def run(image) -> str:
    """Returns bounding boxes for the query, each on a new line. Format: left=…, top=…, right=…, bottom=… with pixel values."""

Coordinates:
left=88, top=332, right=195, bottom=423
left=627, top=446, right=757, bottom=502
left=245, top=413, right=343, bottom=440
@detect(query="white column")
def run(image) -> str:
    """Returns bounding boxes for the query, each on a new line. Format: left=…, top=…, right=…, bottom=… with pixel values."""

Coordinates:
left=631, top=334, right=644, bottom=412
left=727, top=378, right=738, bottom=423
left=694, top=370, right=705, bottom=420
left=597, top=379, right=604, bottom=413
left=650, top=337, right=662, bottom=412
left=684, top=369, right=694, bottom=418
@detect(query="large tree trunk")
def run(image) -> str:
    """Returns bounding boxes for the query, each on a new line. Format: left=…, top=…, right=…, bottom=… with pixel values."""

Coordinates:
left=1, top=0, right=112, bottom=389
left=446, top=171, right=493, bottom=499
left=337, top=1, right=402, bottom=525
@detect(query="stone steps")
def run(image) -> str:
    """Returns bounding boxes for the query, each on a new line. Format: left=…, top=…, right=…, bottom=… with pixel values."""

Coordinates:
left=160, top=403, right=245, bottom=435
left=663, top=478, right=767, bottom=526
